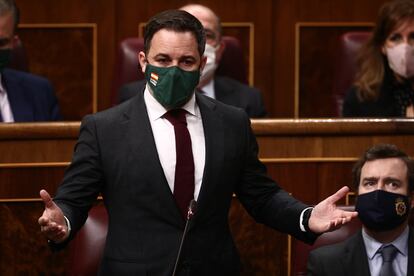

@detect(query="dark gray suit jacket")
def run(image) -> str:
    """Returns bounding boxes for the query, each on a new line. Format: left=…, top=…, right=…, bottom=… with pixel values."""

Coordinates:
left=307, top=228, right=414, bottom=276
left=54, top=91, right=313, bottom=275
left=118, top=76, right=267, bottom=118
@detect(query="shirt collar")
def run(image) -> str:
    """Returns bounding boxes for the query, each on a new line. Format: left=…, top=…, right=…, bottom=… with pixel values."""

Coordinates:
left=362, top=226, right=409, bottom=259
left=143, top=83, right=199, bottom=121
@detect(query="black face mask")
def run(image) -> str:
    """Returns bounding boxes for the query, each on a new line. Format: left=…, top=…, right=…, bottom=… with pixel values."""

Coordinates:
left=356, top=190, right=411, bottom=232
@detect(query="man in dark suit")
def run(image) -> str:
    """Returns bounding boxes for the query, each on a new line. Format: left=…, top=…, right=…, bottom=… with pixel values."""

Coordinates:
left=0, top=0, right=61, bottom=122
left=307, top=144, right=414, bottom=276
left=38, top=10, right=356, bottom=275
left=118, top=4, right=267, bottom=118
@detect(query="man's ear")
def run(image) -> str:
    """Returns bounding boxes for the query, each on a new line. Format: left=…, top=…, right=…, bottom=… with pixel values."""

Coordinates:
left=138, top=51, right=147, bottom=73
left=215, top=40, right=225, bottom=64
left=200, top=55, right=207, bottom=72
left=11, top=35, right=19, bottom=49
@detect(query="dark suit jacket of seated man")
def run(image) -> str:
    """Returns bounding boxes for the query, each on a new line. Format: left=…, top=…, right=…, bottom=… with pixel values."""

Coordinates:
left=1, top=68, right=62, bottom=122
left=118, top=77, right=267, bottom=118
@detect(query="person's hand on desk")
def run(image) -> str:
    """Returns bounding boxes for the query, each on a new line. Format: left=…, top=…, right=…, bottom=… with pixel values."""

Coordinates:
left=38, top=189, right=69, bottom=243
left=309, top=186, right=358, bottom=234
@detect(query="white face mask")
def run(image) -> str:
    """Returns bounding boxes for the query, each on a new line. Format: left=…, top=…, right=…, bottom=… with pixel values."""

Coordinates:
left=385, top=43, right=414, bottom=78
left=200, top=44, right=219, bottom=83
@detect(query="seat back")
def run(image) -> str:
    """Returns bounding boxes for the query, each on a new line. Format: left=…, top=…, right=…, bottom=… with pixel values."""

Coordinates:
left=290, top=206, right=362, bottom=276
left=65, top=204, right=108, bottom=276
left=111, top=36, right=248, bottom=105
left=332, top=32, right=371, bottom=116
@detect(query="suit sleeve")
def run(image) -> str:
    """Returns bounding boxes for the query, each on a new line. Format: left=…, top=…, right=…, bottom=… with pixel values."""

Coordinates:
left=234, top=112, right=315, bottom=243
left=53, top=114, right=104, bottom=240
left=45, top=80, right=63, bottom=121
left=248, top=87, right=267, bottom=118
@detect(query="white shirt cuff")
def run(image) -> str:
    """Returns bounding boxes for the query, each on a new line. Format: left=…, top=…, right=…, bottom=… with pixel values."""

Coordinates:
left=64, top=216, right=72, bottom=234
left=299, top=207, right=313, bottom=232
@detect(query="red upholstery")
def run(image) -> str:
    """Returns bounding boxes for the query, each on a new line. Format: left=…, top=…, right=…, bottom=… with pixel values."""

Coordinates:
left=65, top=204, right=108, bottom=276
left=290, top=206, right=362, bottom=276
left=216, top=36, right=248, bottom=84
left=332, top=32, right=371, bottom=116
left=111, top=36, right=248, bottom=105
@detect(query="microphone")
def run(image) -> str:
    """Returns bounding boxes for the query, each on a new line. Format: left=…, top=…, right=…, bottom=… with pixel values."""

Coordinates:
left=172, top=199, right=197, bottom=276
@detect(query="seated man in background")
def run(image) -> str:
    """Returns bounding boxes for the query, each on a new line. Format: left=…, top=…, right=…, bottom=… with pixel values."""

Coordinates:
left=307, top=144, right=414, bottom=276
left=0, top=0, right=61, bottom=122
left=118, top=4, right=267, bottom=118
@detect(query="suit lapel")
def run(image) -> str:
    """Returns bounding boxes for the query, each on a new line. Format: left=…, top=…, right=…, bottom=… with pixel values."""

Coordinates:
left=342, top=231, right=371, bottom=276
left=2, top=69, right=33, bottom=122
left=123, top=92, right=183, bottom=226
left=190, top=94, right=223, bottom=225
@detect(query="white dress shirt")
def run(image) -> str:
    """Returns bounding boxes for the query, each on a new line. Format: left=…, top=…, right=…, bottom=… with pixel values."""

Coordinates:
left=0, top=74, right=14, bottom=122
left=144, top=85, right=206, bottom=200
left=362, top=226, right=409, bottom=276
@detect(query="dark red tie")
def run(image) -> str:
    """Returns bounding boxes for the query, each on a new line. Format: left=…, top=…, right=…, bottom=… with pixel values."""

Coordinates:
left=164, top=109, right=195, bottom=219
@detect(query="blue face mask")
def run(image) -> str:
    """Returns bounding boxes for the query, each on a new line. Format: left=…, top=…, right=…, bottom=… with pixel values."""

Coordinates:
left=356, top=189, right=410, bottom=231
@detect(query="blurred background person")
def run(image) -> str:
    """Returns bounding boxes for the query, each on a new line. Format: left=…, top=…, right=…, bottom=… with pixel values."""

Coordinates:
left=118, top=3, right=267, bottom=118
left=0, top=0, right=61, bottom=122
left=343, top=0, right=414, bottom=118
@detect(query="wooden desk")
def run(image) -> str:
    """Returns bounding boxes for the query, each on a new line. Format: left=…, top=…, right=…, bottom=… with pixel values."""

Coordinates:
left=1, top=119, right=414, bottom=275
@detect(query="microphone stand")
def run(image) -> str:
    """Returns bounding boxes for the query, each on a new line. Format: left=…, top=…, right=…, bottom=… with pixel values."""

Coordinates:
left=172, top=200, right=197, bottom=276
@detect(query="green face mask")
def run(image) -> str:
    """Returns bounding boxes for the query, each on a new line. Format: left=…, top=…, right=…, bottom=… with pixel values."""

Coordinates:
left=145, top=64, right=200, bottom=109
left=0, top=49, right=11, bottom=72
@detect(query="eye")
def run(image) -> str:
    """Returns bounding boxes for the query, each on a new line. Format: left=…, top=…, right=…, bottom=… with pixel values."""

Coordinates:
left=389, top=33, right=403, bottom=43
left=179, top=58, right=197, bottom=69
left=156, top=57, right=169, bottom=64
left=387, top=181, right=401, bottom=188
left=362, top=180, right=376, bottom=187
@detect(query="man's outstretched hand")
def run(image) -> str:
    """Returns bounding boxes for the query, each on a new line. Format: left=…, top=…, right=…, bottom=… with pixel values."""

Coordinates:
left=308, top=186, right=358, bottom=234
left=38, top=189, right=69, bottom=243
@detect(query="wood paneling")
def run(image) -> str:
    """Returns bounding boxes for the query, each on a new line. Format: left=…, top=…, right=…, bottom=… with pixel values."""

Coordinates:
left=2, top=119, right=414, bottom=275
left=296, top=24, right=373, bottom=117
left=0, top=202, right=69, bottom=275
left=18, top=25, right=96, bottom=120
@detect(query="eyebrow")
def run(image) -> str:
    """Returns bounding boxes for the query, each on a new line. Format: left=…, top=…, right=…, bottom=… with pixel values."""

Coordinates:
left=361, top=177, right=378, bottom=182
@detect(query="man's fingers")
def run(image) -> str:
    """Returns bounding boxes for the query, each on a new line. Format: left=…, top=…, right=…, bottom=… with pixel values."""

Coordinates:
left=39, top=189, right=54, bottom=209
left=325, top=186, right=350, bottom=204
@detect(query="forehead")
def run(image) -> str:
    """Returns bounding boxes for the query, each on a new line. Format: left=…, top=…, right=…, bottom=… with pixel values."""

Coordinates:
left=361, top=158, right=408, bottom=180
left=148, top=29, right=200, bottom=59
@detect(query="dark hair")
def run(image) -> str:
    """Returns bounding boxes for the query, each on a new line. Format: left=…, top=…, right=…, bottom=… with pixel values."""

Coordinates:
left=0, top=0, right=19, bottom=32
left=143, top=9, right=205, bottom=57
left=354, top=0, right=414, bottom=101
left=352, top=144, right=414, bottom=193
